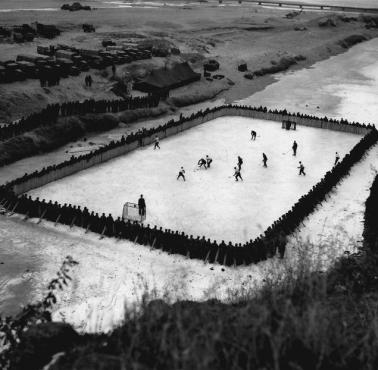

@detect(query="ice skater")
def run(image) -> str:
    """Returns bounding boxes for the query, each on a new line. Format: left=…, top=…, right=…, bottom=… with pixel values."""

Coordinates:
left=177, top=166, right=186, bottom=181
left=153, top=135, right=160, bottom=150
left=292, top=140, right=298, bottom=156
left=206, top=155, right=213, bottom=168
left=298, top=161, right=306, bottom=176
left=251, top=130, right=257, bottom=140
left=237, top=156, right=243, bottom=170
left=262, top=153, right=268, bottom=167
left=334, top=152, right=340, bottom=166
left=198, top=158, right=207, bottom=169
left=234, top=166, right=243, bottom=181
left=138, top=194, right=146, bottom=217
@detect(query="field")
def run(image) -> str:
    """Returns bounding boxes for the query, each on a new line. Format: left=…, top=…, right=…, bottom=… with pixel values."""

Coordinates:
left=28, top=116, right=362, bottom=243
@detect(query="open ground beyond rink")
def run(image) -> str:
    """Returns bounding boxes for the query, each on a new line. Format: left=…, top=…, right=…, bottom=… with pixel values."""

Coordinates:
left=28, top=116, right=362, bottom=243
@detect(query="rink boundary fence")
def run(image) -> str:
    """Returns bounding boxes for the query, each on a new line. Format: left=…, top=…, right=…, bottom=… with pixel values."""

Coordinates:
left=1, top=104, right=377, bottom=266
left=363, top=174, right=378, bottom=252
left=7, top=105, right=374, bottom=195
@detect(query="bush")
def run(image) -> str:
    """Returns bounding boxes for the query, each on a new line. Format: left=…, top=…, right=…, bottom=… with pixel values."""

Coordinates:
left=22, top=247, right=378, bottom=370
left=253, top=56, right=297, bottom=77
left=338, top=35, right=368, bottom=49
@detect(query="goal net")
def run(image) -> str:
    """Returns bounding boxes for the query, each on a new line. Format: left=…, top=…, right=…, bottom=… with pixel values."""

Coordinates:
left=122, top=202, right=146, bottom=222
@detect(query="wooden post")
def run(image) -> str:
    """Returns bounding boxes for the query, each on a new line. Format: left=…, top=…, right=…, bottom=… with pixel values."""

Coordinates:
left=2, top=200, right=10, bottom=210
left=99, top=225, right=107, bottom=239
left=204, top=249, right=211, bottom=264
left=54, top=214, right=61, bottom=227
left=8, top=201, right=19, bottom=215
left=214, top=248, right=220, bottom=264
left=151, top=237, right=156, bottom=250
left=223, top=252, right=228, bottom=266
left=37, top=209, right=47, bottom=224
left=70, top=215, right=77, bottom=228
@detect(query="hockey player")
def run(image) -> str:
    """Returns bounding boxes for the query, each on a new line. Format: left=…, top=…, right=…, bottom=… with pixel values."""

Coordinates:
left=234, top=166, right=243, bottom=181
left=251, top=130, right=257, bottom=140
left=262, top=153, right=268, bottom=167
left=298, top=161, right=306, bottom=176
left=138, top=194, right=146, bottom=217
left=292, top=140, right=298, bottom=156
left=153, top=135, right=160, bottom=150
left=206, top=155, right=213, bottom=168
left=198, top=158, right=207, bottom=169
left=177, top=166, right=186, bottom=181
left=237, top=156, right=243, bottom=170
left=334, top=152, right=340, bottom=166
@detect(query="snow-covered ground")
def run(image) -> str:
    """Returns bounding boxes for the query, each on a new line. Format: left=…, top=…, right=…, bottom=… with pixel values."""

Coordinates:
left=0, top=214, right=286, bottom=332
left=28, top=117, right=360, bottom=243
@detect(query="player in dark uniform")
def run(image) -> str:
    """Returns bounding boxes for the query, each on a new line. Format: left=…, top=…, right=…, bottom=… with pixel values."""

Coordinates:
left=251, top=130, right=257, bottom=140
left=138, top=194, right=146, bottom=216
left=234, top=167, right=243, bottom=181
left=206, top=155, right=213, bottom=168
left=262, top=153, right=268, bottom=167
left=198, top=158, right=207, bottom=169
left=153, top=136, right=160, bottom=150
left=237, top=156, right=243, bottom=170
left=334, top=152, right=340, bottom=166
left=292, top=140, right=298, bottom=156
left=298, top=161, right=306, bottom=176
left=177, top=167, right=186, bottom=181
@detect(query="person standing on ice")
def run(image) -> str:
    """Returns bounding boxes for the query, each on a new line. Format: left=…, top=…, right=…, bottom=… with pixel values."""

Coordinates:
left=177, top=167, right=186, bottom=181
left=234, top=166, right=243, bottom=181
left=262, top=153, right=268, bottom=167
left=237, top=156, right=243, bottom=170
left=206, top=155, right=213, bottom=168
left=334, top=152, right=340, bottom=166
left=198, top=158, right=207, bottom=169
left=292, top=140, right=298, bottom=156
left=153, top=135, right=160, bottom=150
left=298, top=161, right=306, bottom=176
left=138, top=194, right=146, bottom=217
left=251, top=130, right=257, bottom=140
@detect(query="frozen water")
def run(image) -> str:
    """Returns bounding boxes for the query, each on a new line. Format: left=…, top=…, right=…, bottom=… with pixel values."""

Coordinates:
left=28, top=117, right=361, bottom=243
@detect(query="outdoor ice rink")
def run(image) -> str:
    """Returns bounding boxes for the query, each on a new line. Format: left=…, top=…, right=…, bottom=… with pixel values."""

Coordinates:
left=28, top=116, right=362, bottom=243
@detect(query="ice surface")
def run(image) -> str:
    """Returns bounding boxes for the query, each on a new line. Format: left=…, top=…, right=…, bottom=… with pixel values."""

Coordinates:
left=28, top=117, right=361, bottom=243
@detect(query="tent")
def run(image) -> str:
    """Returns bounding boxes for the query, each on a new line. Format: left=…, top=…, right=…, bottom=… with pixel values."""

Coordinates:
left=134, top=62, right=201, bottom=94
